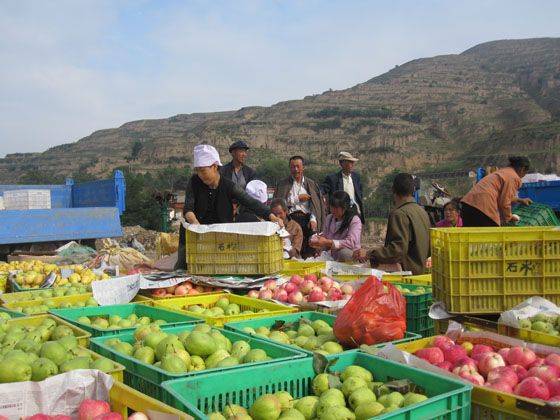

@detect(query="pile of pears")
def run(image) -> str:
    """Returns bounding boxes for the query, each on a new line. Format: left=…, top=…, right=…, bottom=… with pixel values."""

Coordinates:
left=206, top=365, right=429, bottom=420
left=241, top=318, right=346, bottom=354
left=0, top=318, right=116, bottom=383
left=77, top=313, right=167, bottom=330
left=182, top=297, right=268, bottom=318
left=392, top=284, right=431, bottom=296
left=11, top=295, right=98, bottom=315
left=107, top=323, right=274, bottom=374
left=6, top=283, right=94, bottom=303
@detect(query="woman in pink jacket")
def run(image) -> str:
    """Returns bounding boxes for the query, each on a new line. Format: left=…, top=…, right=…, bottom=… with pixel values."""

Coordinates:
left=309, top=191, right=362, bottom=262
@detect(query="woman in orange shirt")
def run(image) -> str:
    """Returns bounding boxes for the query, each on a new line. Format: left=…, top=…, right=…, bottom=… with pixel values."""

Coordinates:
left=461, top=156, right=531, bottom=227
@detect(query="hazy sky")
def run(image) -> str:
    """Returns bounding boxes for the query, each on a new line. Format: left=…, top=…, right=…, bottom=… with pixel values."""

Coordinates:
left=1, top=1, right=559, bottom=157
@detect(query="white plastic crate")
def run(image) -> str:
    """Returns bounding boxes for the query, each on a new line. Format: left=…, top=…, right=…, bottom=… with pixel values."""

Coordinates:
left=3, top=190, right=51, bottom=209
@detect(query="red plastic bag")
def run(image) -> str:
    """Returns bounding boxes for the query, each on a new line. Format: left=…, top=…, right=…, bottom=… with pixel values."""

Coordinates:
left=334, top=275, right=406, bottom=346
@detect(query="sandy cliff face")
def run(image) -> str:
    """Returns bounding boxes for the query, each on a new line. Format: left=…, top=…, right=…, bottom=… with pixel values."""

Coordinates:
left=1, top=38, right=559, bottom=186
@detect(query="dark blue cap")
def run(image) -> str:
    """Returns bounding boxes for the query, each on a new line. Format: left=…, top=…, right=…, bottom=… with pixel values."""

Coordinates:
left=229, top=141, right=249, bottom=153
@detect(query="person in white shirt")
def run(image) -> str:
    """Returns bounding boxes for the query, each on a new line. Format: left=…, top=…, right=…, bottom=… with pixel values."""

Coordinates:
left=273, top=156, right=326, bottom=258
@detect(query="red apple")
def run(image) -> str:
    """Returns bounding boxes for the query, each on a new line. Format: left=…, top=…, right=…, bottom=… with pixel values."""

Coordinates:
left=340, top=284, right=354, bottom=295
left=515, top=377, right=550, bottom=400
left=529, top=357, right=546, bottom=369
left=443, top=344, right=467, bottom=364
left=433, top=336, right=455, bottom=350
left=273, top=288, right=289, bottom=302
left=508, top=346, right=537, bottom=369
left=290, top=275, right=304, bottom=286
left=288, top=290, right=303, bottom=304
left=328, top=288, right=343, bottom=301
left=318, top=276, right=334, bottom=292
left=284, top=282, right=298, bottom=294
left=195, top=285, right=205, bottom=293
left=479, top=353, right=506, bottom=377
left=550, top=395, right=560, bottom=402
left=498, top=348, right=510, bottom=362
left=528, top=364, right=560, bottom=383
left=484, top=379, right=513, bottom=394
left=304, top=274, right=317, bottom=284
left=247, top=290, right=259, bottom=298
left=153, top=288, right=166, bottom=297
left=165, top=285, right=177, bottom=293
left=471, top=344, right=495, bottom=357
left=546, top=353, right=560, bottom=369
left=78, top=400, right=111, bottom=420
left=308, top=289, right=326, bottom=302
left=452, top=357, right=479, bottom=375
left=510, top=364, right=529, bottom=383
left=300, top=280, right=315, bottom=294
left=548, top=378, right=560, bottom=397
left=435, top=361, right=453, bottom=372
left=127, top=413, right=149, bottom=420
left=264, top=279, right=277, bottom=291
left=415, top=347, right=444, bottom=364
left=174, top=285, right=189, bottom=295
left=487, top=366, right=518, bottom=389
left=258, top=289, right=273, bottom=299
left=25, top=416, right=52, bottom=420
left=458, top=369, right=485, bottom=386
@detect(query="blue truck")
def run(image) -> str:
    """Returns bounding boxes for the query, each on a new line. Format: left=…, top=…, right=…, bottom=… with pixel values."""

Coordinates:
left=0, top=170, right=125, bottom=245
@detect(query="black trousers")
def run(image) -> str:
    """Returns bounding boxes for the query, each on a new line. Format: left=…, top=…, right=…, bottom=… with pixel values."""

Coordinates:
left=290, top=212, right=317, bottom=258
left=461, top=203, right=499, bottom=227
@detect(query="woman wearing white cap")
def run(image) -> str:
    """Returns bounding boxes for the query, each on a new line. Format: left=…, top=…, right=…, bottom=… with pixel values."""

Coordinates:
left=175, top=145, right=282, bottom=269
left=236, top=180, right=269, bottom=222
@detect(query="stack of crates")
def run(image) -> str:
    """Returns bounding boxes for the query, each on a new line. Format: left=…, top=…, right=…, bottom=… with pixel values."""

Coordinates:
left=431, top=227, right=560, bottom=315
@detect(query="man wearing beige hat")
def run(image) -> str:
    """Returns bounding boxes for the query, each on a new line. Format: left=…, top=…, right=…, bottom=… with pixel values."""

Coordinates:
left=321, top=151, right=364, bottom=223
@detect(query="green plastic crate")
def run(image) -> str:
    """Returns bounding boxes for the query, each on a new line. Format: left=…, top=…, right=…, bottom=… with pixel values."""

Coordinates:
left=90, top=323, right=307, bottom=401
left=162, top=351, right=472, bottom=420
left=0, top=307, right=29, bottom=319
left=392, top=282, right=433, bottom=335
left=504, top=202, right=560, bottom=226
left=48, top=303, right=204, bottom=337
left=224, top=312, right=421, bottom=355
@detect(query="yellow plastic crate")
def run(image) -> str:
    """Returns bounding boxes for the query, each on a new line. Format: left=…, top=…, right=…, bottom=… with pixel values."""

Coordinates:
left=395, top=336, right=560, bottom=419
left=154, top=293, right=297, bottom=328
left=279, top=261, right=325, bottom=278
left=109, top=381, right=190, bottom=419
left=141, top=291, right=222, bottom=301
left=186, top=229, right=284, bottom=275
left=497, top=322, right=560, bottom=348
left=431, top=227, right=560, bottom=314
left=4, top=314, right=91, bottom=347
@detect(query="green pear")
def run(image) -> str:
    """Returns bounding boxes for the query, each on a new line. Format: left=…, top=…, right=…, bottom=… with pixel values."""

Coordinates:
left=297, top=324, right=315, bottom=337
left=231, top=340, right=251, bottom=360
left=223, top=405, right=248, bottom=420
left=112, top=342, right=134, bottom=357
left=215, top=297, right=230, bottom=310
left=155, top=335, right=184, bottom=361
left=340, top=366, right=373, bottom=383
left=294, top=396, right=319, bottom=420
left=193, top=323, right=212, bottom=333
left=51, top=325, right=74, bottom=341
left=249, top=394, right=282, bottom=420
left=57, top=335, right=78, bottom=351
left=402, top=393, right=428, bottom=407
left=14, top=339, right=41, bottom=355
left=208, top=412, right=227, bottom=420
left=184, top=331, right=217, bottom=357
left=348, top=388, right=376, bottom=410
left=143, top=330, right=168, bottom=350
left=280, top=409, right=305, bottom=420
left=59, top=356, right=91, bottom=372
left=188, top=355, right=206, bottom=371
left=134, top=346, right=155, bottom=365
left=40, top=341, right=68, bottom=366
left=243, top=349, right=267, bottom=363
left=90, top=357, right=115, bottom=372
left=354, top=402, right=384, bottom=420
left=31, top=357, right=59, bottom=381
left=378, top=392, right=404, bottom=408
left=105, top=337, right=122, bottom=348
left=341, top=377, right=368, bottom=398
left=109, top=315, right=123, bottom=325
left=77, top=316, right=92, bottom=325
left=274, top=391, right=294, bottom=411
left=0, top=358, right=32, bottom=382
left=319, top=406, right=355, bottom=420
left=160, top=354, right=188, bottom=373
left=216, top=356, right=239, bottom=368
left=205, top=349, right=231, bottom=369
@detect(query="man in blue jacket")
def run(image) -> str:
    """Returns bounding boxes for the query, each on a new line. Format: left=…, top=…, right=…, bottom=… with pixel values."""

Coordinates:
left=321, top=151, right=364, bottom=223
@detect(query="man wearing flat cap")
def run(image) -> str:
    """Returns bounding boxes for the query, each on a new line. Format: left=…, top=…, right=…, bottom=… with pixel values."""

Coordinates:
left=321, top=151, right=364, bottom=223
left=219, top=140, right=256, bottom=190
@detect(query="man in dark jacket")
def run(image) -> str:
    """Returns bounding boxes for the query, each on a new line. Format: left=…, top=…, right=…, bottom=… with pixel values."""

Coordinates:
left=353, top=173, right=430, bottom=275
left=219, top=140, right=256, bottom=190
left=321, top=151, right=364, bottom=223
left=273, top=156, right=325, bottom=258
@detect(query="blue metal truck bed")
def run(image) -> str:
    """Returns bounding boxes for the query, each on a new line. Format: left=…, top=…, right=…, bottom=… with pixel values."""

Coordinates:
left=0, top=171, right=125, bottom=245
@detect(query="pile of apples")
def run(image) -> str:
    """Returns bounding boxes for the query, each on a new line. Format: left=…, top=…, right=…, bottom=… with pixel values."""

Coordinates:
left=151, top=281, right=222, bottom=298
left=9, top=399, right=150, bottom=420
left=248, top=275, right=355, bottom=305
left=414, top=335, right=560, bottom=401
